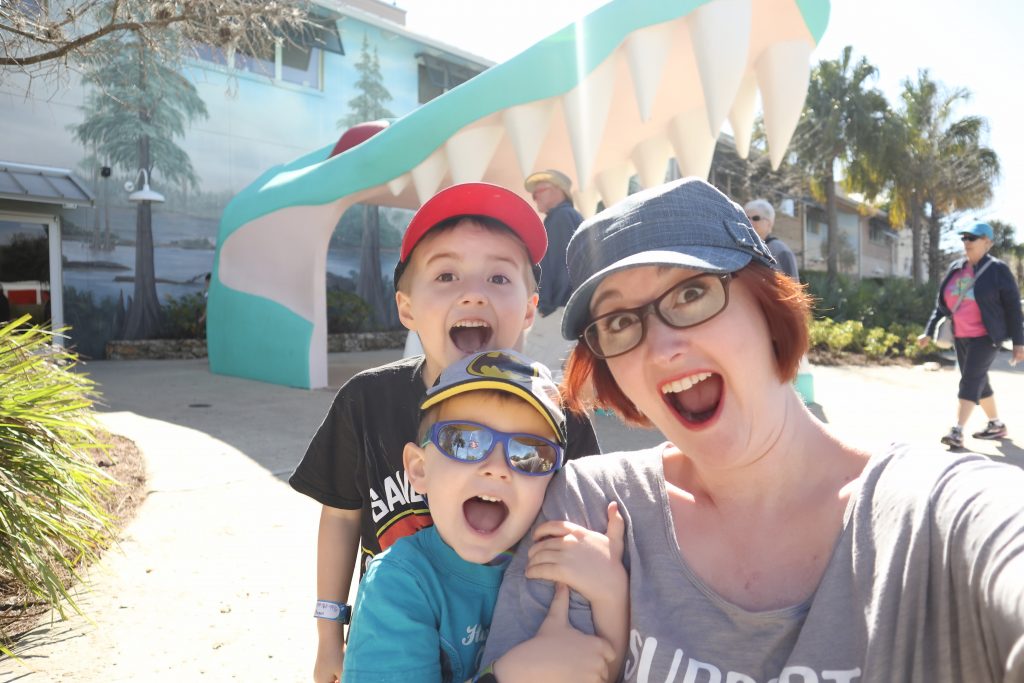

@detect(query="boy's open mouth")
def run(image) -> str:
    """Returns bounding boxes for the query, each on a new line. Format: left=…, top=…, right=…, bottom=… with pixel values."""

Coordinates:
left=450, top=320, right=492, bottom=354
left=661, top=371, right=723, bottom=427
left=463, top=495, right=508, bottom=534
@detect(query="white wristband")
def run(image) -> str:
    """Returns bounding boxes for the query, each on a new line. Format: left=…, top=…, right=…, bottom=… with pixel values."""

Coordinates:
left=314, top=599, right=351, bottom=624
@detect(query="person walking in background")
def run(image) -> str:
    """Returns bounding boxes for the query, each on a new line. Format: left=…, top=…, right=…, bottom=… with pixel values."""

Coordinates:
left=744, top=198, right=799, bottom=279
left=523, top=169, right=583, bottom=378
left=918, top=221, right=1024, bottom=448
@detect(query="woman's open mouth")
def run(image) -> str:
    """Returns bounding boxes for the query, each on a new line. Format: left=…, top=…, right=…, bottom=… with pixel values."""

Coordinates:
left=450, top=320, right=492, bottom=353
left=661, top=371, right=724, bottom=429
left=463, top=495, right=508, bottom=534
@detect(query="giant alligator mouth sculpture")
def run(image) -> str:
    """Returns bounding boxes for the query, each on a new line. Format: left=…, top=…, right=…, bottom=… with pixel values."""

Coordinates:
left=209, top=0, right=829, bottom=389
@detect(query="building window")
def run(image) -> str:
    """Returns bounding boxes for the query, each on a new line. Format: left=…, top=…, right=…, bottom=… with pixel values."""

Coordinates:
left=806, top=207, right=827, bottom=236
left=235, top=42, right=277, bottom=79
left=194, top=18, right=341, bottom=91
left=282, top=43, right=322, bottom=88
left=417, top=53, right=484, bottom=104
left=869, top=219, right=890, bottom=245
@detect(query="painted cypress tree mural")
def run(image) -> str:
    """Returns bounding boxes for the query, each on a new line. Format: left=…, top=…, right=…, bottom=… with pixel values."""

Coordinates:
left=340, top=34, right=395, bottom=328
left=71, top=33, right=208, bottom=339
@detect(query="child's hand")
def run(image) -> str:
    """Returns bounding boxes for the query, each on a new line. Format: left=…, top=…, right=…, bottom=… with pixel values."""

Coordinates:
left=313, top=638, right=343, bottom=682
left=492, top=583, right=615, bottom=683
left=525, top=501, right=626, bottom=610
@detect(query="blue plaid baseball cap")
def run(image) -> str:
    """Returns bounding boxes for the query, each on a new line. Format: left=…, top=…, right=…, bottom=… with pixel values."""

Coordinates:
left=421, top=349, right=566, bottom=445
left=561, top=177, right=777, bottom=340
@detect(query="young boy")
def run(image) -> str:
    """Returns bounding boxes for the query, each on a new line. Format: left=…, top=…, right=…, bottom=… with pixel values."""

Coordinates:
left=341, top=350, right=626, bottom=683
left=288, top=183, right=601, bottom=682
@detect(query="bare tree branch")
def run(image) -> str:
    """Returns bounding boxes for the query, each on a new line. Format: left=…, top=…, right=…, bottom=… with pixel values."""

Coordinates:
left=1, top=0, right=313, bottom=84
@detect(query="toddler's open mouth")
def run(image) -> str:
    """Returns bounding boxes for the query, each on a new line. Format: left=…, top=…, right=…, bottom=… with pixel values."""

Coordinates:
left=463, top=495, right=508, bottom=534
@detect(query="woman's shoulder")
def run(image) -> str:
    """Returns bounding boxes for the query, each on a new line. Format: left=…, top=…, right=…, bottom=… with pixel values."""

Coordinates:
left=550, top=445, right=667, bottom=502
left=859, top=443, right=1024, bottom=514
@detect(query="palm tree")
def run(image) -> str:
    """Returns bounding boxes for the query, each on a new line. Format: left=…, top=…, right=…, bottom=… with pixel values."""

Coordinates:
left=885, top=72, right=999, bottom=283
left=71, top=33, right=207, bottom=339
left=790, top=46, right=890, bottom=284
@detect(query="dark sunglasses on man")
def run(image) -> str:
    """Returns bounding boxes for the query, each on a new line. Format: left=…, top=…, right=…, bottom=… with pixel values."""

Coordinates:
left=960, top=234, right=982, bottom=242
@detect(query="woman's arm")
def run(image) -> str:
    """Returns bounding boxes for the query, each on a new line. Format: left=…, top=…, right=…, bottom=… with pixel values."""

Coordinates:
left=932, top=458, right=1024, bottom=675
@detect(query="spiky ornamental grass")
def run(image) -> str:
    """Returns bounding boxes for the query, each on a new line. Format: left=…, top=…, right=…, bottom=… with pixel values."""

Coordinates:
left=0, top=316, right=115, bottom=648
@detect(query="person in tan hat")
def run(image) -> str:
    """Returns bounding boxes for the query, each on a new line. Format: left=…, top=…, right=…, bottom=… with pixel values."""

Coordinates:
left=524, top=169, right=584, bottom=378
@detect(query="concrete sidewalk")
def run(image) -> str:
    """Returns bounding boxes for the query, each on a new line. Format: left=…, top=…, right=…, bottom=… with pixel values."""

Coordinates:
left=1, top=351, right=1022, bottom=681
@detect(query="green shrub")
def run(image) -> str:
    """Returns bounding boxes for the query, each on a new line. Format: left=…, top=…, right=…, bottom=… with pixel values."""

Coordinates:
left=326, top=290, right=371, bottom=333
left=824, top=319, right=864, bottom=353
left=0, top=317, right=115, bottom=649
left=161, top=292, right=205, bottom=339
left=803, top=272, right=935, bottom=329
left=863, top=327, right=901, bottom=359
left=808, top=317, right=833, bottom=350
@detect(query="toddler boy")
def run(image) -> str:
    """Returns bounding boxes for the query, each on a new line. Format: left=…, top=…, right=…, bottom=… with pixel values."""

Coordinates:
left=341, top=350, right=625, bottom=682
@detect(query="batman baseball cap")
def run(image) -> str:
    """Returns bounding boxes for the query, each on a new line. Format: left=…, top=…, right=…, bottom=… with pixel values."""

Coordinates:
left=393, top=183, right=547, bottom=290
left=420, top=349, right=566, bottom=445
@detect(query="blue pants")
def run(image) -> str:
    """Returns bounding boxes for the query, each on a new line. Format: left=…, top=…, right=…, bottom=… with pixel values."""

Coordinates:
left=953, top=336, right=998, bottom=403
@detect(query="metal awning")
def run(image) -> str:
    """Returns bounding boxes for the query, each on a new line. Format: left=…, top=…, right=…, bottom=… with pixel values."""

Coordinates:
left=0, top=161, right=94, bottom=207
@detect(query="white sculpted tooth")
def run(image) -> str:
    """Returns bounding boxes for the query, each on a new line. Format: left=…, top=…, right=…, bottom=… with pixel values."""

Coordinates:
left=668, top=110, right=716, bottom=180
left=386, top=173, right=410, bottom=197
left=573, top=184, right=602, bottom=220
left=728, top=70, right=759, bottom=160
left=595, top=164, right=632, bottom=209
left=445, top=125, right=503, bottom=184
left=631, top=136, right=673, bottom=189
left=689, top=0, right=753, bottom=135
left=756, top=40, right=813, bottom=170
left=410, top=148, right=449, bottom=204
left=623, top=20, right=674, bottom=122
left=561, top=52, right=616, bottom=188
left=502, top=100, right=555, bottom=178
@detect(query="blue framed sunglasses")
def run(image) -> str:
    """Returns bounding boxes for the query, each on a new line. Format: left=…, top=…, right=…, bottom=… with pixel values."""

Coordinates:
left=421, top=420, right=564, bottom=476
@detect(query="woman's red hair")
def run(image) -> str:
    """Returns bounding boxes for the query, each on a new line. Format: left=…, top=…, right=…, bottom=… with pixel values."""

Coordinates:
left=561, top=262, right=811, bottom=427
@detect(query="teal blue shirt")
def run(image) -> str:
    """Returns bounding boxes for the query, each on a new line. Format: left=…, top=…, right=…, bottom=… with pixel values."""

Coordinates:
left=342, top=525, right=507, bottom=683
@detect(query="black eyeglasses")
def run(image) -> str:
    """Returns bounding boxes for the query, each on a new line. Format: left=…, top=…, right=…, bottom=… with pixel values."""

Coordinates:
left=960, top=234, right=981, bottom=242
left=421, top=421, right=563, bottom=476
left=582, top=273, right=732, bottom=359
left=747, top=215, right=763, bottom=222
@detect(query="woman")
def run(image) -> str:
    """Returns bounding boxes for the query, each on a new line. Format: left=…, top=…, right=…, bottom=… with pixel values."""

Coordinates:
left=481, top=179, right=1024, bottom=682
left=918, top=221, right=1024, bottom=449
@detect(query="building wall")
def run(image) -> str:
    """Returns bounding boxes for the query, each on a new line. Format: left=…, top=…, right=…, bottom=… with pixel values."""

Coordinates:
left=0, top=4, right=488, bottom=355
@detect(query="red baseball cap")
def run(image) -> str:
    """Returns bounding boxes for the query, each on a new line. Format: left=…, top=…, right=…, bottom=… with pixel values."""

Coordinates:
left=394, top=183, right=547, bottom=288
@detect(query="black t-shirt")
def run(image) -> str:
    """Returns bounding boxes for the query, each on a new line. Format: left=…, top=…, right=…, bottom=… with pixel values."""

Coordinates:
left=288, top=354, right=601, bottom=575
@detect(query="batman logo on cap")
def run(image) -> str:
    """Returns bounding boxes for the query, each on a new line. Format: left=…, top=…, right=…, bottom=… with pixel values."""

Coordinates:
left=466, top=351, right=538, bottom=382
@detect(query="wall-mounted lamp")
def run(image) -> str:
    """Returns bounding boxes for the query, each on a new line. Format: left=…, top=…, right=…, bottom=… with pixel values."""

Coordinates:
left=779, top=198, right=796, bottom=217
left=125, top=169, right=165, bottom=203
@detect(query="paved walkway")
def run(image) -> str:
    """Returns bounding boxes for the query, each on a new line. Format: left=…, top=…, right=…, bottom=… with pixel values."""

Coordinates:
left=1, top=350, right=1022, bottom=681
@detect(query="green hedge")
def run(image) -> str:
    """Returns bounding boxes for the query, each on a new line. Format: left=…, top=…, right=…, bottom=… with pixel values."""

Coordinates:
left=803, top=272, right=935, bottom=329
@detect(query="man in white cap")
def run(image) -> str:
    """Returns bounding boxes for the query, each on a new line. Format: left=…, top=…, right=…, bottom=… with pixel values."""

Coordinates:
left=744, top=198, right=799, bottom=280
left=524, top=169, right=584, bottom=378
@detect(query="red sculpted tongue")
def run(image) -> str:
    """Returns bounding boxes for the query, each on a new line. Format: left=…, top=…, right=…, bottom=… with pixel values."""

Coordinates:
left=676, top=374, right=723, bottom=422
left=463, top=498, right=508, bottom=533
left=450, top=326, right=491, bottom=353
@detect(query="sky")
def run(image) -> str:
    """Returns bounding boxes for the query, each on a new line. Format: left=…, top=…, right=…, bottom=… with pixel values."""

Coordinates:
left=399, top=0, right=1022, bottom=235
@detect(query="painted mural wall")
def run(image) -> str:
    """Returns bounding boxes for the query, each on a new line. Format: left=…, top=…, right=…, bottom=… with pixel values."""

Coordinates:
left=0, top=10, right=485, bottom=357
